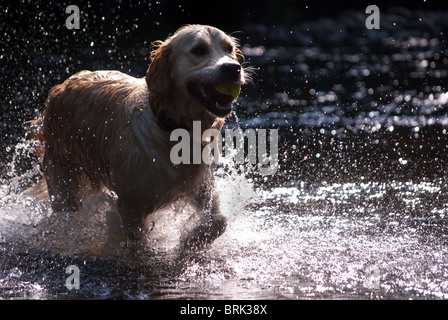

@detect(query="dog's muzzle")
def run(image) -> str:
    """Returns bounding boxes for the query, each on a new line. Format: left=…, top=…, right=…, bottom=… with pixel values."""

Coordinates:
left=188, top=62, right=243, bottom=117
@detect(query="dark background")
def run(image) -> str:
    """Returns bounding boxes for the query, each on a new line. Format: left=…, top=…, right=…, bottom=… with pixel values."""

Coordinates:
left=3, top=1, right=447, bottom=40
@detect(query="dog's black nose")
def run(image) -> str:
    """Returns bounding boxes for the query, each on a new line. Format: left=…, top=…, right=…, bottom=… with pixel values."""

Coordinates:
left=220, top=63, right=241, bottom=82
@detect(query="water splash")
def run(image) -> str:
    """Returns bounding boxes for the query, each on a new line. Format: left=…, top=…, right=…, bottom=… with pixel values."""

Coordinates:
left=2, top=6, right=448, bottom=299
left=0, top=132, right=257, bottom=259
left=2, top=129, right=448, bottom=299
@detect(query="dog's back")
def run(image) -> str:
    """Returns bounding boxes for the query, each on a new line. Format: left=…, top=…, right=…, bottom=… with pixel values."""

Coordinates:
left=41, top=70, right=206, bottom=235
left=43, top=71, right=153, bottom=211
left=44, top=70, right=143, bottom=182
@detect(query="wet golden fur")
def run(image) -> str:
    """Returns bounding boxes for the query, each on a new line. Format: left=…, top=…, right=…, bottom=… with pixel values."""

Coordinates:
left=36, top=25, right=247, bottom=246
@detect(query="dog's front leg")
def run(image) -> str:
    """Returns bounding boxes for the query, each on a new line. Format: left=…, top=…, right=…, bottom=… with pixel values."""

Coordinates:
left=183, top=177, right=227, bottom=251
left=117, top=197, right=150, bottom=242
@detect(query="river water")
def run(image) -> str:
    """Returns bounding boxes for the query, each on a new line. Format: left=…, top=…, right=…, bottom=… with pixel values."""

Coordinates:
left=1, top=7, right=448, bottom=299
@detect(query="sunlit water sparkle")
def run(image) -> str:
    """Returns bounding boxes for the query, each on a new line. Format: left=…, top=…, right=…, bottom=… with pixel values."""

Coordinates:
left=1, top=139, right=448, bottom=299
left=2, top=6, right=448, bottom=300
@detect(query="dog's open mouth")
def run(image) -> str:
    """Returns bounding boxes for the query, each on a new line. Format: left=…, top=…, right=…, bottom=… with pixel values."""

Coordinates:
left=188, top=82, right=239, bottom=117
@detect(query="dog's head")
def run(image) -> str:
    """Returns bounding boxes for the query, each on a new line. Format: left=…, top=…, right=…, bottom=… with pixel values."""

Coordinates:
left=146, top=25, right=249, bottom=124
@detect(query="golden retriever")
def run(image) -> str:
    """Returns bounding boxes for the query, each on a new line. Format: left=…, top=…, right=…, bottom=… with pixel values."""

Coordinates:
left=35, top=25, right=248, bottom=248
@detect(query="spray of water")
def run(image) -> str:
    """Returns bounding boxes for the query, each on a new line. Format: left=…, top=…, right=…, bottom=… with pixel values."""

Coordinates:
left=0, top=126, right=258, bottom=259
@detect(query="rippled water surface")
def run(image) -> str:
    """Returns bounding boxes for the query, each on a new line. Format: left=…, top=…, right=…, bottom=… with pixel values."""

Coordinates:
left=1, top=6, right=448, bottom=299
left=2, top=173, right=448, bottom=299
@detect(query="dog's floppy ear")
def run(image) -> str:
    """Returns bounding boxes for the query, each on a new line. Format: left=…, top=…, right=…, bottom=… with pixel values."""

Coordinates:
left=146, top=40, right=172, bottom=97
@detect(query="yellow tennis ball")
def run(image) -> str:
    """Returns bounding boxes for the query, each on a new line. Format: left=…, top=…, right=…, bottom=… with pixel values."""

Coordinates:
left=214, top=82, right=241, bottom=99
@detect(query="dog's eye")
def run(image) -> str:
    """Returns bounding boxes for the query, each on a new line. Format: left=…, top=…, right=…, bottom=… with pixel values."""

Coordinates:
left=191, top=45, right=208, bottom=57
left=225, top=44, right=234, bottom=54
